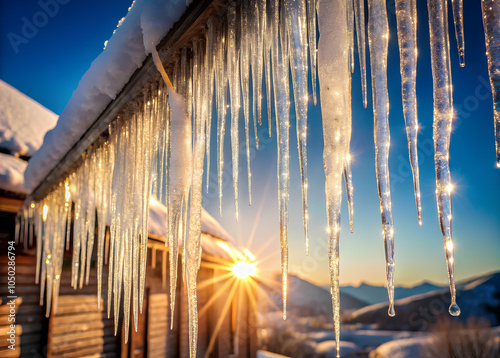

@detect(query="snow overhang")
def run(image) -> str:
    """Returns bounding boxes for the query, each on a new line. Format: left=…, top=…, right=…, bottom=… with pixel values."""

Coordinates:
left=26, top=0, right=226, bottom=201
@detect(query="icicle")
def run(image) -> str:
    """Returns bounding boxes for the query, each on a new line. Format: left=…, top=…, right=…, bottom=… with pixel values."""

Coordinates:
left=206, top=17, right=215, bottom=193
left=285, top=0, right=310, bottom=254
left=347, top=0, right=355, bottom=73
left=318, top=0, right=351, bottom=355
left=249, top=0, right=263, bottom=149
left=307, top=0, right=318, bottom=105
left=354, top=0, right=368, bottom=107
left=241, top=2, right=253, bottom=205
left=451, top=0, right=464, bottom=66
left=273, top=2, right=290, bottom=319
left=428, top=0, right=460, bottom=316
left=395, top=0, right=422, bottom=225
left=481, top=0, right=500, bottom=167
left=168, top=80, right=193, bottom=327
left=227, top=4, right=241, bottom=219
left=216, top=31, right=227, bottom=215
left=186, top=42, right=207, bottom=358
left=264, top=2, right=273, bottom=138
left=344, top=160, right=354, bottom=233
left=368, top=0, right=396, bottom=317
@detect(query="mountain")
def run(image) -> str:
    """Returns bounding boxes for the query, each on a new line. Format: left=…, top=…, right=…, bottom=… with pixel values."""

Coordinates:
left=336, top=281, right=443, bottom=305
left=259, top=273, right=369, bottom=318
left=343, top=271, right=500, bottom=331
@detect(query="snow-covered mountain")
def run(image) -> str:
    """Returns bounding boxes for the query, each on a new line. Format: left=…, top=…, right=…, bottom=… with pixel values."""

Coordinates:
left=260, top=273, right=368, bottom=318
left=343, top=271, right=500, bottom=331
left=336, top=281, right=443, bottom=305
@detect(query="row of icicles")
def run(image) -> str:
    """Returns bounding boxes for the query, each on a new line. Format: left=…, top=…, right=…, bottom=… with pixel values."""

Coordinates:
left=17, top=0, right=500, bottom=357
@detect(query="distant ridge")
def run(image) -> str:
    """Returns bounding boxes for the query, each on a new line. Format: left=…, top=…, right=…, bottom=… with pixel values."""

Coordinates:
left=333, top=281, right=444, bottom=305
left=259, top=273, right=369, bottom=318
left=343, top=271, right=500, bottom=331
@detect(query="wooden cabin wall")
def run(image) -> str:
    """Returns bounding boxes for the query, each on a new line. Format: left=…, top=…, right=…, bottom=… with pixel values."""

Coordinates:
left=0, top=227, right=257, bottom=358
left=0, top=253, right=46, bottom=358
left=46, top=268, right=120, bottom=358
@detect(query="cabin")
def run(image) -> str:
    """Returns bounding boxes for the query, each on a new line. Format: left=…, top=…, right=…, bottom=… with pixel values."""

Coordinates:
left=0, top=203, right=258, bottom=358
left=0, top=79, right=57, bottom=357
left=0, top=0, right=260, bottom=355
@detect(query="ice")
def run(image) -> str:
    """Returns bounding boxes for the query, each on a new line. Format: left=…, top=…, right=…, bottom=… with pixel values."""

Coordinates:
left=318, top=0, right=351, bottom=355
left=451, top=0, right=465, bottom=66
left=227, top=4, right=241, bottom=219
left=368, top=0, right=396, bottom=317
left=167, top=81, right=193, bottom=327
left=427, top=0, right=460, bottom=316
left=354, top=0, right=367, bottom=108
left=205, top=18, right=215, bottom=193
left=344, top=160, right=354, bottom=233
left=272, top=3, right=291, bottom=319
left=481, top=0, right=500, bottom=167
left=242, top=1, right=253, bottom=204
left=186, top=41, right=207, bottom=358
left=395, top=0, right=422, bottom=225
left=307, top=0, right=318, bottom=105
left=284, top=0, right=310, bottom=254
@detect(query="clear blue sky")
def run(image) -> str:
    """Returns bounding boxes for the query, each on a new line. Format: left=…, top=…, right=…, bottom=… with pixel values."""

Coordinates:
left=1, top=0, right=498, bottom=287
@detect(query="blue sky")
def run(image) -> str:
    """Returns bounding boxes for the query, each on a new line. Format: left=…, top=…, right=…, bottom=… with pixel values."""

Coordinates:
left=1, top=0, right=498, bottom=287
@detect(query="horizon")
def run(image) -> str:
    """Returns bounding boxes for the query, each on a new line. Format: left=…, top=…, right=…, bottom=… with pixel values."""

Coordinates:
left=1, top=0, right=498, bottom=288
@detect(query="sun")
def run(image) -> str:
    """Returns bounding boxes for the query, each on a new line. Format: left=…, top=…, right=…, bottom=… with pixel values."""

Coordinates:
left=232, top=261, right=256, bottom=279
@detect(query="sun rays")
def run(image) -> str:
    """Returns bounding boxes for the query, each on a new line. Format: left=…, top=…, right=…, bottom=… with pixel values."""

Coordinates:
left=196, top=250, right=281, bottom=358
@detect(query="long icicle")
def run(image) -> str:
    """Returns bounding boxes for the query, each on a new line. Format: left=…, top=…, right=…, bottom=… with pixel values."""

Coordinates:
left=285, top=0, right=310, bottom=254
left=451, top=0, right=465, bottom=66
left=344, top=160, right=354, bottom=233
left=187, top=40, right=206, bottom=358
left=481, top=0, right=500, bottom=167
left=273, top=0, right=290, bottom=319
left=318, top=0, right=351, bottom=356
left=205, top=18, right=215, bottom=193
left=227, top=3, right=241, bottom=220
left=395, top=0, right=422, bottom=225
left=428, top=0, right=460, bottom=316
left=368, top=0, right=396, bottom=317
left=307, top=0, right=318, bottom=105
left=354, top=0, right=368, bottom=107
left=242, top=1, right=253, bottom=204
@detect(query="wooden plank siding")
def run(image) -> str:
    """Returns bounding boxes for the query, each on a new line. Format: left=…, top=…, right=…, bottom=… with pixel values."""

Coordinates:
left=0, top=222, right=256, bottom=358
left=0, top=253, right=46, bottom=358
left=47, top=269, right=120, bottom=358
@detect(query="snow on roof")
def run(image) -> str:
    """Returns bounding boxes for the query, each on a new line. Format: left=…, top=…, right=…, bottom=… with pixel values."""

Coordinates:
left=0, top=153, right=27, bottom=194
left=148, top=197, right=242, bottom=260
left=0, top=80, right=57, bottom=157
left=25, top=0, right=186, bottom=192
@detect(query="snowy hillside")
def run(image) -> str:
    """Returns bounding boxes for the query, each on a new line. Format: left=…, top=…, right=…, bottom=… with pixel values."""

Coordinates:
left=344, top=272, right=500, bottom=331
left=337, top=281, right=443, bottom=305
left=0, top=79, right=57, bottom=157
left=260, top=273, right=368, bottom=317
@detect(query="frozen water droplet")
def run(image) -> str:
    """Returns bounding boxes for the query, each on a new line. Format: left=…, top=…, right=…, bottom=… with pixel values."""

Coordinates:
left=449, top=303, right=461, bottom=316
left=388, top=303, right=395, bottom=317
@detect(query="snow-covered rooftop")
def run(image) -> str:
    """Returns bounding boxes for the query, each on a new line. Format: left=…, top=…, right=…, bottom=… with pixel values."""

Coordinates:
left=148, top=197, right=242, bottom=260
left=0, top=79, right=57, bottom=157
left=25, top=0, right=187, bottom=192
left=0, top=153, right=27, bottom=194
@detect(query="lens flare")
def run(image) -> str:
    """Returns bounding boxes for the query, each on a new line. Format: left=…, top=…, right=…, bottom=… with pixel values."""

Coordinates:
left=232, top=261, right=256, bottom=279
